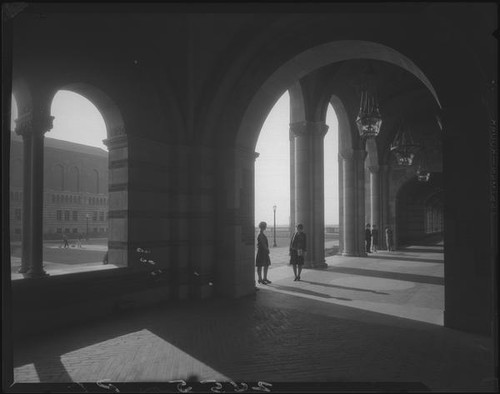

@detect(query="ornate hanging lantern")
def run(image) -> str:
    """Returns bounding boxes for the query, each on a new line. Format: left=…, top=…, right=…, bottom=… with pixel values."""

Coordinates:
left=390, top=122, right=420, bottom=166
left=416, top=148, right=431, bottom=182
left=416, top=166, right=431, bottom=182
left=356, top=89, right=382, bottom=138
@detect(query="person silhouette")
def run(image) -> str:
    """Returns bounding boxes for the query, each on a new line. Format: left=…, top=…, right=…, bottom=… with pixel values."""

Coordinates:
left=256, top=221, right=272, bottom=284
left=289, top=224, right=306, bottom=281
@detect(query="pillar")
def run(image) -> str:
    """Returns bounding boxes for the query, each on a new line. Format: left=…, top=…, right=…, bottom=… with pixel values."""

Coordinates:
left=14, top=115, right=32, bottom=273
left=291, top=121, right=328, bottom=268
left=341, top=149, right=367, bottom=257
left=338, top=154, right=344, bottom=255
left=369, top=165, right=380, bottom=228
left=26, top=113, right=54, bottom=278
left=289, top=129, right=296, bottom=237
left=379, top=164, right=390, bottom=249
left=216, top=146, right=259, bottom=298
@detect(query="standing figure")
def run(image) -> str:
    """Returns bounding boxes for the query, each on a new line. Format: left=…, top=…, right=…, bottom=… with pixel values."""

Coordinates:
left=371, top=224, right=379, bottom=253
left=62, top=233, right=69, bottom=249
left=76, top=232, right=82, bottom=248
left=289, top=223, right=307, bottom=281
left=256, top=221, right=272, bottom=284
left=365, top=224, right=372, bottom=253
left=385, top=226, right=394, bottom=252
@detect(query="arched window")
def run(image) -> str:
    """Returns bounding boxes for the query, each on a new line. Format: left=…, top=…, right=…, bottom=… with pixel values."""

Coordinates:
left=54, top=164, right=65, bottom=191
left=69, top=166, right=80, bottom=192
left=93, top=169, right=99, bottom=194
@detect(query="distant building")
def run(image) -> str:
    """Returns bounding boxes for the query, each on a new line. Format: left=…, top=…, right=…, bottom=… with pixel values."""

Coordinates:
left=9, top=132, right=108, bottom=240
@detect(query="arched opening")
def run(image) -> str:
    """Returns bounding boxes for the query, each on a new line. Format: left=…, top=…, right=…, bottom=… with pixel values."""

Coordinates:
left=324, top=104, right=339, bottom=256
left=396, top=173, right=444, bottom=246
left=41, top=90, right=109, bottom=274
left=255, top=91, right=290, bottom=249
left=235, top=40, right=444, bottom=324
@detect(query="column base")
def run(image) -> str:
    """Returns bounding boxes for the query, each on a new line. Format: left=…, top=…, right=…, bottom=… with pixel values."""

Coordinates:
left=304, top=261, right=328, bottom=269
left=25, top=269, right=49, bottom=278
left=341, top=252, right=367, bottom=257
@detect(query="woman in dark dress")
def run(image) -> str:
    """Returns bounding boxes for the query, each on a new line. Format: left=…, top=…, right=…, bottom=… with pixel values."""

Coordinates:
left=256, top=221, right=272, bottom=284
left=289, top=223, right=306, bottom=281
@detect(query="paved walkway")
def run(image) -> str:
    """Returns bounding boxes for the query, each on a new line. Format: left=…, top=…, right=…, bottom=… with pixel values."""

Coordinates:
left=10, top=244, right=496, bottom=392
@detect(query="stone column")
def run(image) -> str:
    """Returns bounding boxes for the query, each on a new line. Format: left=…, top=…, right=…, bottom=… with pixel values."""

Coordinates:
left=338, top=154, right=344, bottom=255
left=290, top=121, right=328, bottom=268
left=14, top=115, right=32, bottom=273
left=216, top=146, right=259, bottom=298
left=26, top=114, right=54, bottom=278
left=289, top=129, right=296, bottom=237
left=103, top=134, right=129, bottom=268
left=369, top=165, right=380, bottom=228
left=341, top=149, right=367, bottom=257
left=380, top=164, right=390, bottom=249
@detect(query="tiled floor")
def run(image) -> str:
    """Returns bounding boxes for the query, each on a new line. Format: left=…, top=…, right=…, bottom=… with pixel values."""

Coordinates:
left=10, top=244, right=496, bottom=392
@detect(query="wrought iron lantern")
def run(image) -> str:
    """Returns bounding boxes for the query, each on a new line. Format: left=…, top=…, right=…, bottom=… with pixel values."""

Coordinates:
left=355, top=89, right=382, bottom=138
left=390, top=122, right=420, bottom=166
left=416, top=167, right=431, bottom=182
left=416, top=148, right=431, bottom=182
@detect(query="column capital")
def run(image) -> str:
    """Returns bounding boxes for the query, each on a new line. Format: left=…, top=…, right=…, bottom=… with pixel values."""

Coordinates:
left=289, top=121, right=328, bottom=138
left=15, top=113, right=54, bottom=137
left=233, top=145, right=260, bottom=161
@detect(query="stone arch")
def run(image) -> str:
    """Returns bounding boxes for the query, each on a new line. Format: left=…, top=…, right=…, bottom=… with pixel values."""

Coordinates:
left=235, top=40, right=441, bottom=152
left=395, top=172, right=443, bottom=246
left=45, top=80, right=128, bottom=267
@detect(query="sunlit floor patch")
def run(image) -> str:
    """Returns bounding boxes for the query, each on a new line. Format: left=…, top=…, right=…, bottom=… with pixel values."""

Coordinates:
left=14, top=329, right=230, bottom=383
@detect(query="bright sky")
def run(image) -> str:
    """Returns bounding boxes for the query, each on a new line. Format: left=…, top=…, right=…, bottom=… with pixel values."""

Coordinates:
left=11, top=91, right=108, bottom=150
left=11, top=90, right=339, bottom=225
left=255, top=92, right=339, bottom=226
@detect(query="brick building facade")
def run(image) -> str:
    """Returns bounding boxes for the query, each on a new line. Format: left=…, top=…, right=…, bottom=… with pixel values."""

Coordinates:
left=9, top=132, right=108, bottom=240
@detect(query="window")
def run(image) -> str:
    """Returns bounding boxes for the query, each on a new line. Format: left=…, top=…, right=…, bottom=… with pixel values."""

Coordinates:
left=99, top=228, right=104, bottom=232
left=78, top=196, right=81, bottom=204
left=93, top=227, right=98, bottom=233
left=99, top=211, right=104, bottom=221
left=56, top=210, right=62, bottom=221
left=52, top=194, right=56, bottom=203
left=56, top=228, right=62, bottom=233
left=15, top=208, right=22, bottom=221
left=72, top=228, right=78, bottom=233
left=93, top=211, right=97, bottom=221
left=72, top=210, right=78, bottom=221
left=64, top=210, right=70, bottom=221
left=65, top=228, right=70, bottom=233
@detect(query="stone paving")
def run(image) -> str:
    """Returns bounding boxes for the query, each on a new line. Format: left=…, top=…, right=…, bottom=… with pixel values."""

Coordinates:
left=10, top=243, right=496, bottom=392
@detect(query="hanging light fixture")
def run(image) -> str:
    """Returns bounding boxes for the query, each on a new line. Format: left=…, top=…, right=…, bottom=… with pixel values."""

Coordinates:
left=390, top=121, right=420, bottom=166
left=355, top=62, right=382, bottom=139
left=416, top=147, right=431, bottom=182
left=356, top=89, right=382, bottom=138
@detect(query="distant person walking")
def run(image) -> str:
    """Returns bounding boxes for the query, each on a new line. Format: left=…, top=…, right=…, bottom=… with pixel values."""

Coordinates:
left=290, top=223, right=306, bottom=281
left=62, top=233, right=69, bottom=249
left=365, top=224, right=372, bottom=253
left=385, top=226, right=394, bottom=252
left=76, top=233, right=82, bottom=248
left=256, top=221, right=272, bottom=284
left=371, top=224, right=379, bottom=253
